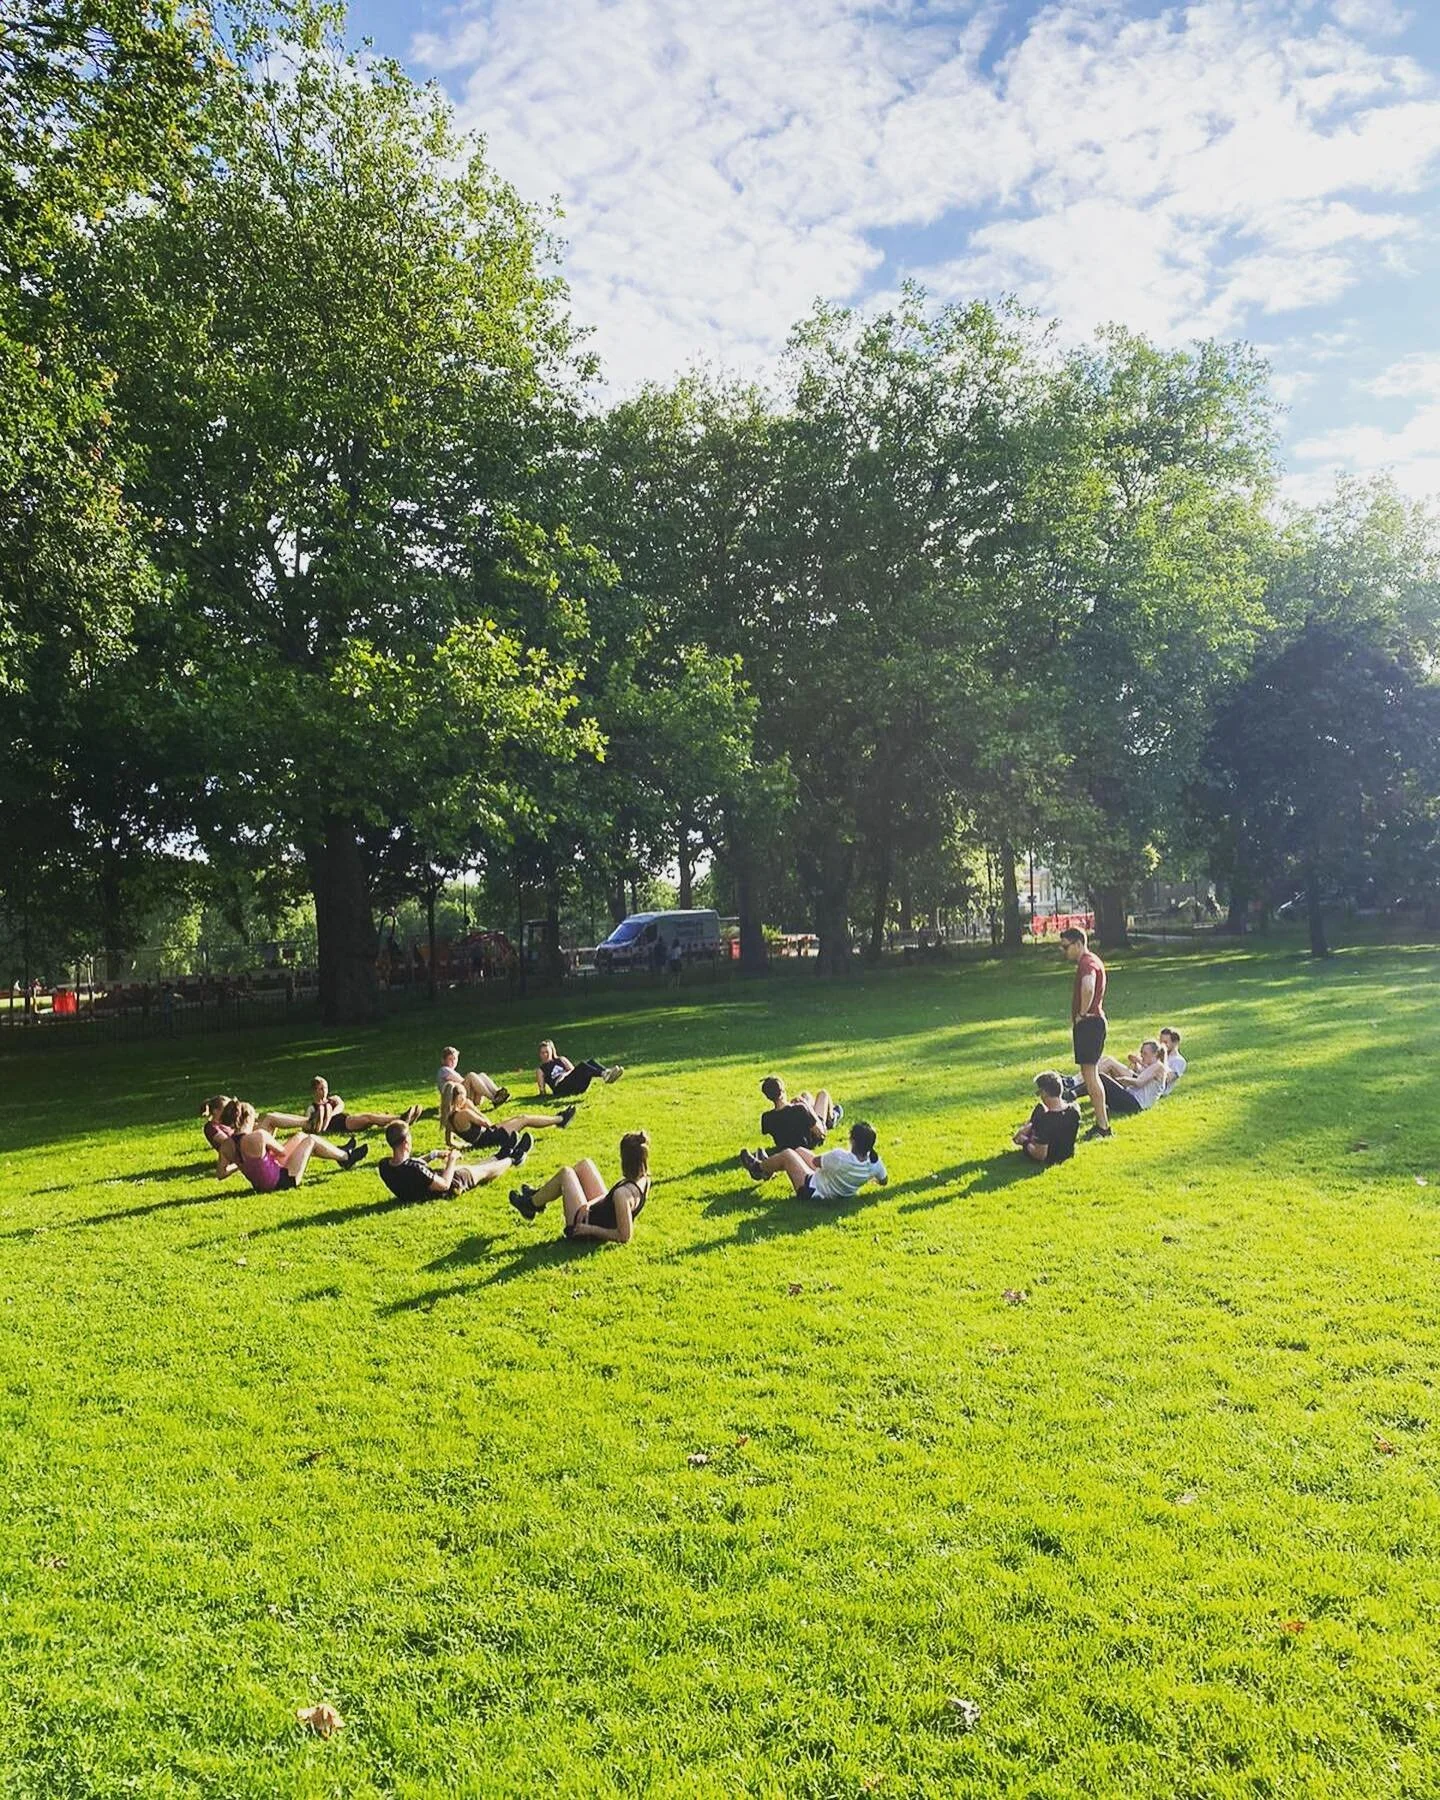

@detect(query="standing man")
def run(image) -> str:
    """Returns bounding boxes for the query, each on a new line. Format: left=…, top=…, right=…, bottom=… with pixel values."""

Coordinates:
left=1060, top=925, right=1110, bottom=1141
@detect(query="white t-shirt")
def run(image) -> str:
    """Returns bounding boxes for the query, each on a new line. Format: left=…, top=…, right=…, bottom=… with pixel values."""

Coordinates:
left=1163, top=1051, right=1187, bottom=1091
left=811, top=1147, right=888, bottom=1201
left=1130, top=1059, right=1167, bottom=1111
left=436, top=1065, right=463, bottom=1093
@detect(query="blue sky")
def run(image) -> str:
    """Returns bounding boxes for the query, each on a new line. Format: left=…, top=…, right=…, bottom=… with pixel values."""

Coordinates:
left=347, top=0, right=1440, bottom=502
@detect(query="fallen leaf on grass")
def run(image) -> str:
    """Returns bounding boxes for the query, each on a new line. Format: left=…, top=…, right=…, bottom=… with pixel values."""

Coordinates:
left=687, top=1452, right=710, bottom=1469
left=986, top=1342, right=1013, bottom=1356
left=1280, top=1619, right=1309, bottom=1635
left=734, top=1434, right=750, bottom=1448
left=1172, top=1491, right=1199, bottom=1507
left=947, top=1696, right=981, bottom=1730
left=35, top=1553, right=68, bottom=1570
left=234, top=1257, right=248, bottom=1267
left=787, top=1282, right=804, bottom=1296
left=1002, top=1288, right=1028, bottom=1306
left=1415, top=1176, right=1429, bottom=1188
left=1374, top=1435, right=1399, bottom=1456
left=297, top=1703, right=344, bottom=1737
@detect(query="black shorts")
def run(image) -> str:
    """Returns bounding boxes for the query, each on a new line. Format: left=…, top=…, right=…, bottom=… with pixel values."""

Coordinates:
left=1073, top=1015, right=1107, bottom=1065
left=1099, top=1073, right=1142, bottom=1116
left=798, top=1175, right=819, bottom=1201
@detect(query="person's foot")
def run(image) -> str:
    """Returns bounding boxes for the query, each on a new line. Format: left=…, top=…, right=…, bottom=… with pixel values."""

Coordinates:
left=603, top=1065, right=624, bottom=1084
left=343, top=1142, right=370, bottom=1169
left=558, top=1104, right=577, bottom=1128
left=341, top=1136, right=358, bottom=1157
left=493, top=1086, right=511, bottom=1107
left=830, top=1101, right=844, bottom=1126
left=402, top=1104, right=422, bottom=1126
left=510, top=1131, right=534, bottom=1166
left=1081, top=1124, right=1113, bottom=1141
left=739, top=1148, right=763, bottom=1179
left=509, top=1185, right=537, bottom=1221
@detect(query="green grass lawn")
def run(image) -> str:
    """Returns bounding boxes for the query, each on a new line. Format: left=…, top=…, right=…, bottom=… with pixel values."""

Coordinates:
left=2, top=939, right=1439, bottom=1798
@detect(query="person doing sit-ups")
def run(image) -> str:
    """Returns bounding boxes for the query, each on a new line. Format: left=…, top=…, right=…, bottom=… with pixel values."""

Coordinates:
left=216, top=1100, right=367, bottom=1192
left=535, top=1039, right=623, bottom=1100
left=739, top=1119, right=887, bottom=1203
left=758, top=1076, right=842, bottom=1152
left=306, top=1074, right=422, bottom=1136
left=509, top=1130, right=650, bottom=1244
left=377, top=1119, right=522, bottom=1205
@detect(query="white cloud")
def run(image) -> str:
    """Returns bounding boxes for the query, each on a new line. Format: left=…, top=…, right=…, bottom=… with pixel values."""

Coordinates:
left=1290, top=353, right=1440, bottom=500
left=411, top=0, right=1440, bottom=393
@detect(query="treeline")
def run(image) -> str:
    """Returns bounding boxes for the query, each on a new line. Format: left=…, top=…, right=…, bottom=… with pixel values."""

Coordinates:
left=5, top=2, right=1440, bottom=1020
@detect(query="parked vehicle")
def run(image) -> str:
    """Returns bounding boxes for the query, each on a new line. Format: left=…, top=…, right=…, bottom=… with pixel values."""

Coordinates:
left=593, top=909, right=722, bottom=972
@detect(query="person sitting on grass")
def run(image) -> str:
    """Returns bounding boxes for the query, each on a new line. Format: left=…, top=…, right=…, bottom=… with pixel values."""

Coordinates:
left=201, top=1093, right=305, bottom=1155
left=536, top=1039, right=624, bottom=1100
left=509, top=1131, right=650, bottom=1244
left=1158, top=1026, right=1186, bottom=1091
left=1092, top=1038, right=1168, bottom=1119
left=377, top=1119, right=524, bottom=1205
left=1012, top=1072, right=1081, bottom=1165
left=216, top=1100, right=367, bottom=1192
left=758, top=1076, right=842, bottom=1152
left=739, top=1119, right=888, bottom=1203
left=445, top=1088, right=575, bottom=1153
left=306, top=1075, right=422, bottom=1137
left=436, top=1047, right=511, bottom=1139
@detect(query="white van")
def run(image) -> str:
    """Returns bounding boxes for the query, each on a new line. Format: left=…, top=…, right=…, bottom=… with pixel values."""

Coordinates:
left=593, top=909, right=722, bottom=972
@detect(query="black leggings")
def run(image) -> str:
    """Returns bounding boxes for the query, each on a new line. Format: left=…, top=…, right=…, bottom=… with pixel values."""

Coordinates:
left=1098, top=1073, right=1142, bottom=1116
left=548, top=1059, right=605, bottom=1099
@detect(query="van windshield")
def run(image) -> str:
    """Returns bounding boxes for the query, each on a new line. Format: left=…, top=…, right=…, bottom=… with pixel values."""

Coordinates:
left=602, top=919, right=649, bottom=946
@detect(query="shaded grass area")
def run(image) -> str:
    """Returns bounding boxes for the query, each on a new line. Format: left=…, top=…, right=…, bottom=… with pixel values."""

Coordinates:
left=2, top=941, right=1439, bottom=1796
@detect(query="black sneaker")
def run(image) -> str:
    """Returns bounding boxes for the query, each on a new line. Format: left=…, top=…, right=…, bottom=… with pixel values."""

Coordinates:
left=558, top=1105, right=577, bottom=1129
left=510, top=1131, right=534, bottom=1166
left=493, top=1086, right=511, bottom=1107
left=509, top=1185, right=537, bottom=1221
left=341, top=1136, right=359, bottom=1157
left=1081, top=1124, right=1113, bottom=1142
left=344, top=1142, right=370, bottom=1169
left=739, top=1148, right=762, bottom=1179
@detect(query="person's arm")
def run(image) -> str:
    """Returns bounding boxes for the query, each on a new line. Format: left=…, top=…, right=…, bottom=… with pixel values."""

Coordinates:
left=1074, top=971, right=1096, bottom=1020
left=872, top=1158, right=889, bottom=1187
left=215, top=1141, right=238, bottom=1180
left=1024, top=1140, right=1049, bottom=1163
left=535, top=1064, right=548, bottom=1095
left=428, top=1150, right=459, bottom=1196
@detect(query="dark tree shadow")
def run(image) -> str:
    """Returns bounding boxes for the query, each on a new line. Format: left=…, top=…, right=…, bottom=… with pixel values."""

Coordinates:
left=383, top=1234, right=584, bottom=1313
left=246, top=1192, right=416, bottom=1236
left=894, top=1156, right=1041, bottom=1210
left=2, top=1183, right=237, bottom=1236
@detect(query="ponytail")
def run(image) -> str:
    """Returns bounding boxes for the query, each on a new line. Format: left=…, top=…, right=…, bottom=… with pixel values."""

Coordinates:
left=850, top=1120, right=878, bottom=1162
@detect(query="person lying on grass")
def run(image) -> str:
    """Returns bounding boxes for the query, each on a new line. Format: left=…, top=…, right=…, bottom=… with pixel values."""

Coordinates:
left=739, top=1119, right=888, bottom=1202
left=758, top=1076, right=843, bottom=1152
left=435, top=1047, right=510, bottom=1140
left=216, top=1100, right=367, bottom=1192
left=377, top=1119, right=526, bottom=1205
left=509, top=1130, right=650, bottom=1243
left=1012, top=1072, right=1081, bottom=1165
left=202, top=1093, right=305, bottom=1156
left=306, top=1075, right=423, bottom=1137
left=445, top=1089, right=577, bottom=1152
left=535, top=1039, right=624, bottom=1100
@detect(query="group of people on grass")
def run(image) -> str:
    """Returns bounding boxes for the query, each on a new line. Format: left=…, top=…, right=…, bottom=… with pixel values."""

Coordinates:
left=194, top=925, right=1186, bottom=1240
left=1013, top=926, right=1188, bottom=1167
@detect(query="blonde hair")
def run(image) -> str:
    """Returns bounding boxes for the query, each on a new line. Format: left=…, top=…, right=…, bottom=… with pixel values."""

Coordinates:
left=202, top=1093, right=231, bottom=1118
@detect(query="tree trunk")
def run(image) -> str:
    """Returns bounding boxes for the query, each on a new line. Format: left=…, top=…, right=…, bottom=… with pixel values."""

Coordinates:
left=543, top=881, right=563, bottom=984
left=99, top=843, right=128, bottom=981
left=608, top=876, right=627, bottom=927
left=425, top=877, right=438, bottom=1002
left=304, top=814, right=376, bottom=1024
left=1224, top=888, right=1248, bottom=935
left=866, top=836, right=893, bottom=962
left=1095, top=883, right=1130, bottom=950
left=728, top=824, right=768, bottom=975
left=677, top=820, right=694, bottom=911
left=1306, top=867, right=1330, bottom=957
left=999, top=841, right=1023, bottom=951
left=814, top=884, right=853, bottom=975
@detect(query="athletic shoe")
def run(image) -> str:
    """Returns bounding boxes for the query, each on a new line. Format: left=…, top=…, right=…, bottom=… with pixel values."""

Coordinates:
left=830, top=1102, right=844, bottom=1126
left=739, top=1148, right=763, bottom=1179
left=510, top=1131, right=534, bottom=1166
left=344, top=1142, right=370, bottom=1169
left=402, top=1104, right=422, bottom=1126
left=558, top=1105, right=577, bottom=1128
left=493, top=1086, right=511, bottom=1107
left=509, top=1186, right=537, bottom=1221
left=1081, top=1124, right=1113, bottom=1141
left=603, top=1065, right=624, bottom=1084
left=341, top=1136, right=358, bottom=1157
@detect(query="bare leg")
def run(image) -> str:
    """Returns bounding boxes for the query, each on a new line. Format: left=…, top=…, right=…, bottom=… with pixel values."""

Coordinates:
left=747, top=1146, right=820, bottom=1191
left=1093, top=1054, right=1128, bottom=1081
left=258, top=1111, right=306, bottom=1133
left=464, top=1071, right=503, bottom=1105
left=529, top=1158, right=607, bottom=1220
left=494, top=1111, right=567, bottom=1132
left=1081, top=1063, right=1109, bottom=1130
left=813, top=1089, right=835, bottom=1129
left=339, top=1110, right=410, bottom=1131
left=453, top=1156, right=512, bottom=1188
left=279, top=1133, right=319, bottom=1183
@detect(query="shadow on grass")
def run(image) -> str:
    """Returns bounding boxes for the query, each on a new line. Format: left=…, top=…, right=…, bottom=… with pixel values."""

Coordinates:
left=383, top=1234, right=583, bottom=1313
left=245, top=1190, right=415, bottom=1236
left=2, top=1179, right=238, bottom=1236
left=894, top=1156, right=1042, bottom=1209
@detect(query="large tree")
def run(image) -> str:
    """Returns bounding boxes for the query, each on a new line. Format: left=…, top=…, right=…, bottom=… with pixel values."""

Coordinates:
left=89, top=12, right=596, bottom=1019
